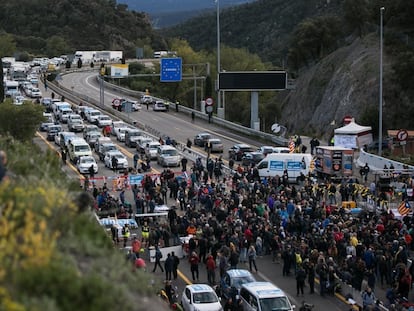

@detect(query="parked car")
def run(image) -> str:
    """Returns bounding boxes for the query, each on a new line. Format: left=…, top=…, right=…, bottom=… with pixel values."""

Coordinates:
left=257, top=146, right=276, bottom=156
left=116, top=127, right=129, bottom=142
left=242, top=151, right=265, bottom=167
left=104, top=150, right=128, bottom=171
left=157, top=145, right=180, bottom=167
left=194, top=132, right=212, bottom=147
left=229, top=143, right=255, bottom=161
left=85, top=131, right=102, bottom=147
left=219, top=269, right=256, bottom=300
left=30, top=87, right=42, bottom=98
left=97, top=143, right=118, bottom=161
left=76, top=155, right=98, bottom=175
left=181, top=284, right=222, bottom=311
left=83, top=125, right=100, bottom=139
left=86, top=109, right=101, bottom=124
left=145, top=141, right=161, bottom=160
left=96, top=115, right=112, bottom=128
left=153, top=100, right=167, bottom=111
left=206, top=138, right=224, bottom=153
left=136, top=136, right=153, bottom=153
left=110, top=120, right=127, bottom=136
left=46, top=124, right=62, bottom=141
left=125, top=128, right=144, bottom=147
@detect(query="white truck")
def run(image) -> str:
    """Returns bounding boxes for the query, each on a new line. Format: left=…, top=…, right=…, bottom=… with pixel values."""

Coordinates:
left=256, top=153, right=312, bottom=183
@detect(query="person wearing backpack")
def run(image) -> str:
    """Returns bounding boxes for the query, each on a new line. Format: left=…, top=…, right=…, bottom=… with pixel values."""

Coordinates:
left=152, top=245, right=164, bottom=273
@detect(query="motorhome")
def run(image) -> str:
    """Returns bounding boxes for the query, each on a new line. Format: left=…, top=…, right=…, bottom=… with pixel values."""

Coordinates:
left=67, top=138, right=92, bottom=163
left=4, top=80, right=20, bottom=97
left=256, top=153, right=312, bottom=183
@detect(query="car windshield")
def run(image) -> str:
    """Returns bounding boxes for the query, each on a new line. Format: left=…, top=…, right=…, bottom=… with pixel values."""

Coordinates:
left=259, top=297, right=291, bottom=311
left=232, top=276, right=256, bottom=288
left=100, top=116, right=110, bottom=121
left=81, top=158, right=94, bottom=164
left=211, top=141, right=221, bottom=145
left=115, top=154, right=125, bottom=160
left=240, top=147, right=254, bottom=152
left=193, top=292, right=218, bottom=304
left=91, top=111, right=100, bottom=116
left=75, top=145, right=90, bottom=152
left=163, top=149, right=178, bottom=156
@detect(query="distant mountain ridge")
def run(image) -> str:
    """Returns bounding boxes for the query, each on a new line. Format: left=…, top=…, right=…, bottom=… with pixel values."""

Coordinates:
left=118, top=0, right=254, bottom=14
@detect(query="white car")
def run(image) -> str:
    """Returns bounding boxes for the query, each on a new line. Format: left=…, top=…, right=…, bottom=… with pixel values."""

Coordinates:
left=145, top=141, right=161, bottom=160
left=116, top=127, right=129, bottom=142
left=76, top=155, right=98, bottom=175
left=181, top=284, right=222, bottom=311
left=86, top=109, right=101, bottom=124
left=110, top=121, right=127, bottom=136
left=96, top=115, right=112, bottom=128
left=153, top=101, right=167, bottom=111
left=30, top=87, right=42, bottom=98
left=136, top=137, right=153, bottom=153
left=104, top=151, right=128, bottom=171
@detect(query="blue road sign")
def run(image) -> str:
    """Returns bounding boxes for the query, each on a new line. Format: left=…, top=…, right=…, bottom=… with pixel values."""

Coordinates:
left=160, top=58, right=182, bottom=82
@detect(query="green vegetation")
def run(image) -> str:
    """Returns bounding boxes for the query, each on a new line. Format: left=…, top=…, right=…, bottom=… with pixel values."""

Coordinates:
left=0, top=102, right=166, bottom=310
left=0, top=0, right=164, bottom=58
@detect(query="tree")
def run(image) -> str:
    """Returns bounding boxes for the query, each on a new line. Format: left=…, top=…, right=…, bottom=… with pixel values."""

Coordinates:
left=0, top=61, right=4, bottom=103
left=45, top=35, right=69, bottom=57
left=0, top=102, right=45, bottom=141
left=0, top=33, right=16, bottom=57
left=343, top=0, right=369, bottom=37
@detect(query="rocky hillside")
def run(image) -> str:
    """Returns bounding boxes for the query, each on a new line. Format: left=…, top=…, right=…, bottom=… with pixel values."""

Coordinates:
left=280, top=34, right=382, bottom=138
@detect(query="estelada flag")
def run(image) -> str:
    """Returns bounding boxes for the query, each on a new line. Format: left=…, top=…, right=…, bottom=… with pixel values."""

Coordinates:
left=398, top=201, right=412, bottom=216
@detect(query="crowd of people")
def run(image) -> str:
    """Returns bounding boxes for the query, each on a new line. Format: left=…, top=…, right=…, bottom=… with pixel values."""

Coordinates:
left=90, top=154, right=414, bottom=311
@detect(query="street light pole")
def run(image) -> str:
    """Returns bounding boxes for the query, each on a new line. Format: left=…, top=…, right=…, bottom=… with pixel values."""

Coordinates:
left=378, top=7, right=385, bottom=156
left=216, top=0, right=221, bottom=117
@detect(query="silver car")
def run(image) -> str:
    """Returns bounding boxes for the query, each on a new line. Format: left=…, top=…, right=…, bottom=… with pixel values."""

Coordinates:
left=206, top=138, right=224, bottom=153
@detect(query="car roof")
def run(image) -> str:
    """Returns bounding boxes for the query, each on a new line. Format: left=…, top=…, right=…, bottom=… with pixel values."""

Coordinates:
left=197, top=132, right=211, bottom=136
left=79, top=155, right=95, bottom=160
left=241, top=282, right=286, bottom=298
left=235, top=143, right=252, bottom=148
left=187, top=284, right=215, bottom=292
left=208, top=138, right=222, bottom=142
left=226, top=269, right=253, bottom=278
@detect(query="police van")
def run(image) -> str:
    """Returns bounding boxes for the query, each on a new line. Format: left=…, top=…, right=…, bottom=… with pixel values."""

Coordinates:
left=239, top=282, right=295, bottom=311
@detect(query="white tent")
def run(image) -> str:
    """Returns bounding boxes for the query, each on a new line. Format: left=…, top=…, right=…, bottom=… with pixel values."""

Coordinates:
left=334, top=120, right=373, bottom=149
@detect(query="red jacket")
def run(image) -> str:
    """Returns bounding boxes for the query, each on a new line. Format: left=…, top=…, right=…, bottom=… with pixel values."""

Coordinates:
left=206, top=256, right=216, bottom=271
left=189, top=254, right=199, bottom=266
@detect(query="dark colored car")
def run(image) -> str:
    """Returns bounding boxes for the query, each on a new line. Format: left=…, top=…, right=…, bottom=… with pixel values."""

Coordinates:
left=219, top=269, right=256, bottom=300
left=241, top=151, right=265, bottom=167
left=193, top=132, right=212, bottom=147
left=46, top=125, right=62, bottom=141
left=228, top=143, right=255, bottom=161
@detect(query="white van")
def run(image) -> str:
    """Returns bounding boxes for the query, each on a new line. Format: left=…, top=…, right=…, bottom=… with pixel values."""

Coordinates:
left=240, top=282, right=295, bottom=311
left=67, top=138, right=92, bottom=163
left=256, top=153, right=312, bottom=183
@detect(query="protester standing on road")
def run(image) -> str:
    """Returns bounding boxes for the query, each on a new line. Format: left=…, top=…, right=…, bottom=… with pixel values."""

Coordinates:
left=206, top=255, right=216, bottom=285
left=164, top=253, right=174, bottom=281
left=181, top=157, right=188, bottom=172
left=247, top=245, right=258, bottom=273
left=133, top=152, right=139, bottom=170
left=61, top=150, right=67, bottom=165
left=189, top=251, right=200, bottom=281
left=172, top=251, right=180, bottom=280
left=296, top=265, right=307, bottom=297
left=121, top=224, right=130, bottom=248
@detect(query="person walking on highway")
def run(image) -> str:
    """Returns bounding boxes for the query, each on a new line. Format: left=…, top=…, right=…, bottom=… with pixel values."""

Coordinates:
left=111, top=155, right=118, bottom=173
left=152, top=245, right=164, bottom=273
left=121, top=224, right=130, bottom=248
left=61, top=150, right=67, bottom=165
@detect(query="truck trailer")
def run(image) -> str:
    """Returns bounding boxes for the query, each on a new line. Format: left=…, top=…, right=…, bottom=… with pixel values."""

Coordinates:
left=314, top=146, right=353, bottom=179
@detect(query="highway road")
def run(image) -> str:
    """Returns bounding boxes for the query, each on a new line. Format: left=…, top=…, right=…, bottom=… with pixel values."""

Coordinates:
left=40, top=73, right=353, bottom=310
